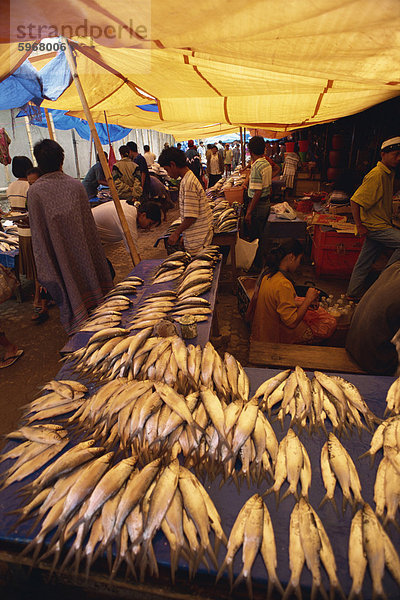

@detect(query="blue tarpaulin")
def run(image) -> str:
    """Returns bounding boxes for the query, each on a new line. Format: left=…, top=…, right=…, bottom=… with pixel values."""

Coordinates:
left=16, top=107, right=131, bottom=144
left=0, top=60, right=43, bottom=110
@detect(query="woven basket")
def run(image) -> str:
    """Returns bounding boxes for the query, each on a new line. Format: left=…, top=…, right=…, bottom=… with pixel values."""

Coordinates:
left=224, top=186, right=244, bottom=205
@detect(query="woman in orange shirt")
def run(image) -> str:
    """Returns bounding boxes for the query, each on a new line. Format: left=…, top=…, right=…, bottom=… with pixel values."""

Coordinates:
left=249, top=239, right=319, bottom=344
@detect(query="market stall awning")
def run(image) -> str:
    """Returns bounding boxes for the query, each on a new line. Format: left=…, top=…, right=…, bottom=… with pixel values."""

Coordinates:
left=1, top=1, right=399, bottom=134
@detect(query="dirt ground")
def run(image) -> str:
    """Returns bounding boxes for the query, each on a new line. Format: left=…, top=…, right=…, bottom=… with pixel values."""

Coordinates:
left=0, top=205, right=350, bottom=437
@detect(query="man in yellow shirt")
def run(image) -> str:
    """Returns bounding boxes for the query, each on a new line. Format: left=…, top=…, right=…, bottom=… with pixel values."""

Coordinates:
left=347, top=137, right=400, bottom=298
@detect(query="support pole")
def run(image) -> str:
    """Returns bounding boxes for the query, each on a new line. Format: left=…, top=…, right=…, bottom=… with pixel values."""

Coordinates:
left=44, top=108, right=54, bottom=140
left=64, top=40, right=140, bottom=266
left=4, top=164, right=11, bottom=184
left=89, top=133, right=93, bottom=167
left=240, top=127, right=245, bottom=167
left=24, top=117, right=37, bottom=165
left=71, top=129, right=80, bottom=179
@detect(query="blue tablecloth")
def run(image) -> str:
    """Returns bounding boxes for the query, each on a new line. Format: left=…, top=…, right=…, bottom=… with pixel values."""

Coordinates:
left=0, top=367, right=398, bottom=598
left=60, top=258, right=221, bottom=353
left=0, top=248, right=18, bottom=268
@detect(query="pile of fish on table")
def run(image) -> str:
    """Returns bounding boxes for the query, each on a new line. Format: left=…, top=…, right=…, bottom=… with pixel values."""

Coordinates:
left=1, top=343, right=400, bottom=598
left=78, top=277, right=144, bottom=332
left=254, top=367, right=380, bottom=435
left=76, top=246, right=221, bottom=335
left=0, top=229, right=19, bottom=253
left=209, top=198, right=239, bottom=233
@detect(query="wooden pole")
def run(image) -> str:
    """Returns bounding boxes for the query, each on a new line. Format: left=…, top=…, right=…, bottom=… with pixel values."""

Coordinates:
left=44, top=108, right=54, bottom=140
left=24, top=117, right=37, bottom=165
left=71, top=129, right=80, bottom=179
left=64, top=40, right=140, bottom=266
left=103, top=110, right=112, bottom=149
left=49, top=112, right=57, bottom=142
left=89, top=133, right=93, bottom=167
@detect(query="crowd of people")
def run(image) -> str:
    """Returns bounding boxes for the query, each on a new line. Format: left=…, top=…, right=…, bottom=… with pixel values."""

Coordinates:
left=1, top=133, right=399, bottom=375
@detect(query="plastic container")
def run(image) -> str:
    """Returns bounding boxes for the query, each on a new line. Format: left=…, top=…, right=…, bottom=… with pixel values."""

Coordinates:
left=329, top=150, right=346, bottom=168
left=298, top=140, right=309, bottom=152
left=224, top=186, right=244, bottom=205
left=327, top=167, right=345, bottom=182
left=331, top=134, right=347, bottom=150
left=179, top=315, right=197, bottom=339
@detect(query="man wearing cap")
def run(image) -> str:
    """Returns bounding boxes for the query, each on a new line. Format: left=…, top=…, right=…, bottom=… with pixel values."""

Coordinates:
left=347, top=136, right=400, bottom=299
left=185, top=140, right=202, bottom=184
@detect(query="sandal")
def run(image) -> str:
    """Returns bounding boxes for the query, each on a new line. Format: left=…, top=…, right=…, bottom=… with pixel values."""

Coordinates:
left=32, top=308, right=49, bottom=324
left=0, top=349, right=24, bottom=368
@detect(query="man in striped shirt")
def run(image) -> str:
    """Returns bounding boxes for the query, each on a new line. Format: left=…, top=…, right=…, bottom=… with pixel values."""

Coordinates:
left=159, top=147, right=213, bottom=254
left=244, top=136, right=272, bottom=270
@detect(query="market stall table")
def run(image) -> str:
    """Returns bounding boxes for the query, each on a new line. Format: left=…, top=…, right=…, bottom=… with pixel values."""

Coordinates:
left=267, top=212, right=307, bottom=239
left=60, top=258, right=221, bottom=354
left=0, top=247, right=18, bottom=269
left=211, top=228, right=237, bottom=291
left=0, top=368, right=398, bottom=599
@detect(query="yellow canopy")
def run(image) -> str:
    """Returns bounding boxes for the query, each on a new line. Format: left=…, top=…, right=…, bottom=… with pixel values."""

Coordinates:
left=3, top=0, right=400, bottom=136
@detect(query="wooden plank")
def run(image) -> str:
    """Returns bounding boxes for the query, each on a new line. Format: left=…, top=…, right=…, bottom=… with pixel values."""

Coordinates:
left=249, top=341, right=365, bottom=373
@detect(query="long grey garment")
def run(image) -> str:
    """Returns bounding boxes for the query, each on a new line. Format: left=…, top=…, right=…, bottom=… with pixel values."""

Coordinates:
left=346, top=261, right=400, bottom=375
left=28, top=172, right=113, bottom=334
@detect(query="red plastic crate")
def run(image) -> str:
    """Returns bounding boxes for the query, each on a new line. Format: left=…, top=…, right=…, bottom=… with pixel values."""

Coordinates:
left=312, top=225, right=364, bottom=277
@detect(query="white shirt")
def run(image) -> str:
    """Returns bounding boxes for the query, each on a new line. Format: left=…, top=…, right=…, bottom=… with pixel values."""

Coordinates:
left=179, top=170, right=213, bottom=254
left=198, top=144, right=206, bottom=163
left=144, top=151, right=156, bottom=167
left=92, top=201, right=138, bottom=251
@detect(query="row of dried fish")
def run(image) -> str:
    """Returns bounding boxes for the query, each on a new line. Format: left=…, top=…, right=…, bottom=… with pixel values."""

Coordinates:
left=265, top=428, right=311, bottom=503
left=66, top=332, right=248, bottom=404
left=211, top=199, right=238, bottom=233
left=66, top=376, right=278, bottom=488
left=151, top=250, right=192, bottom=284
left=348, top=503, right=400, bottom=599
left=369, top=416, right=400, bottom=525
left=286, top=497, right=343, bottom=600
left=17, top=379, right=88, bottom=424
left=0, top=229, right=19, bottom=253
left=11, top=453, right=225, bottom=585
left=217, top=494, right=283, bottom=600
left=0, top=424, right=69, bottom=489
left=385, top=377, right=400, bottom=416
left=254, top=367, right=380, bottom=436
left=320, top=433, right=363, bottom=513
left=78, top=277, right=143, bottom=332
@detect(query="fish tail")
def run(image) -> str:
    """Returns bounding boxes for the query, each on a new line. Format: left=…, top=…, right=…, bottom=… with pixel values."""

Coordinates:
left=232, top=567, right=244, bottom=592
left=280, top=487, right=293, bottom=502
left=318, top=494, right=330, bottom=510
left=206, top=542, right=219, bottom=570
left=319, top=582, right=329, bottom=600
left=282, top=580, right=294, bottom=600
left=216, top=557, right=228, bottom=583
left=245, top=574, right=254, bottom=600
left=48, top=544, right=61, bottom=579
left=73, top=544, right=83, bottom=576
left=125, top=549, right=137, bottom=580
left=138, top=545, right=148, bottom=583
left=358, top=447, right=371, bottom=459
